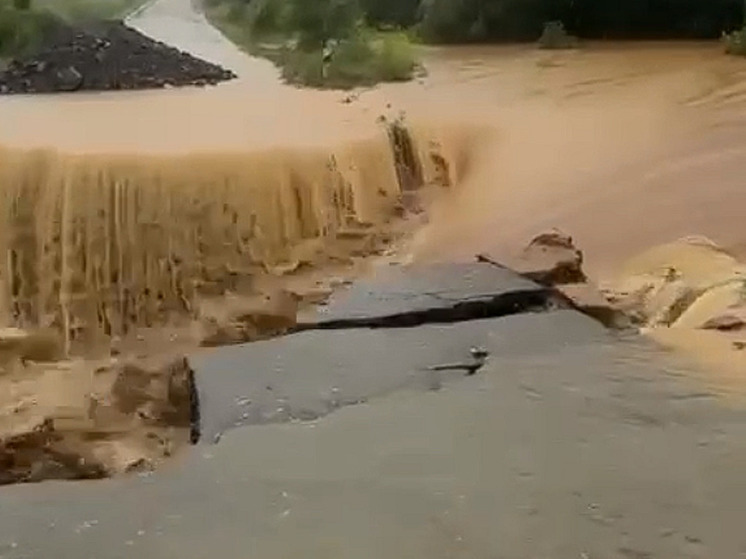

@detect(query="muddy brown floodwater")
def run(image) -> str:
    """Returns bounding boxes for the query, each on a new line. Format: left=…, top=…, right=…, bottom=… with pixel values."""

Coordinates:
left=3, top=28, right=746, bottom=269
left=0, top=0, right=746, bottom=556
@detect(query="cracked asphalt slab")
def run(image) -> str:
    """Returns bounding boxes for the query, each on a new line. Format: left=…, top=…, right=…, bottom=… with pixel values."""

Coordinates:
left=193, top=309, right=607, bottom=442
left=190, top=262, right=596, bottom=441
left=1, top=262, right=745, bottom=558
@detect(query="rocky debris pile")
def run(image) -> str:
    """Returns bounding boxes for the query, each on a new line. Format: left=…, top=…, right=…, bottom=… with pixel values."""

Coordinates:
left=0, top=20, right=236, bottom=94
left=1, top=343, right=198, bottom=486
left=478, top=229, right=628, bottom=329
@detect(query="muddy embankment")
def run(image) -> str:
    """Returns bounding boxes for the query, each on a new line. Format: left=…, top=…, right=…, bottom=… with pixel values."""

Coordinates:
left=0, top=117, right=475, bottom=484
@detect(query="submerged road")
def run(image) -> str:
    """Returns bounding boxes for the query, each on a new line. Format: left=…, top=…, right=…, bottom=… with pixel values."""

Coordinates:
left=0, top=0, right=745, bottom=557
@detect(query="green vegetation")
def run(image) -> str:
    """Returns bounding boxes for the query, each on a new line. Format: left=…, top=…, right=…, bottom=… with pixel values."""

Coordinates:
left=723, top=0, right=746, bottom=57
left=276, top=30, right=418, bottom=88
left=35, top=0, right=146, bottom=22
left=537, top=21, right=578, bottom=50
left=415, top=0, right=743, bottom=43
left=207, top=0, right=746, bottom=88
left=724, top=27, right=746, bottom=54
left=204, top=0, right=419, bottom=89
left=0, top=1, right=61, bottom=58
left=0, top=0, right=145, bottom=59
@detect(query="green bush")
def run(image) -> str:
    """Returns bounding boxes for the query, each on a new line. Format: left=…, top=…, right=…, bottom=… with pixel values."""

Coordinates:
left=205, top=0, right=419, bottom=89
left=537, top=20, right=578, bottom=49
left=417, top=0, right=743, bottom=44
left=279, top=46, right=325, bottom=86
left=0, top=6, right=61, bottom=58
left=417, top=0, right=480, bottom=43
left=359, top=0, right=419, bottom=28
left=723, top=27, right=746, bottom=54
left=375, top=32, right=417, bottom=81
left=280, top=35, right=375, bottom=88
left=245, top=0, right=290, bottom=36
left=277, top=31, right=416, bottom=88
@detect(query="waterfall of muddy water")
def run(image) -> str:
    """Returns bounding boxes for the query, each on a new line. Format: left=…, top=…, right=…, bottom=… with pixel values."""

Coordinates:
left=3, top=0, right=746, bottom=353
left=0, top=128, right=473, bottom=351
left=0, top=0, right=487, bottom=354
left=5, top=41, right=746, bottom=273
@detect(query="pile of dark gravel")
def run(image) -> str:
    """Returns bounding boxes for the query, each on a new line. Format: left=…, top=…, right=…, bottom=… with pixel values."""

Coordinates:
left=0, top=20, right=236, bottom=94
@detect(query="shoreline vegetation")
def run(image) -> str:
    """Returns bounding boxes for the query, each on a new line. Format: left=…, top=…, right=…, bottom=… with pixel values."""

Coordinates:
left=4, top=0, right=746, bottom=89
left=202, top=0, right=421, bottom=89
left=203, top=0, right=746, bottom=90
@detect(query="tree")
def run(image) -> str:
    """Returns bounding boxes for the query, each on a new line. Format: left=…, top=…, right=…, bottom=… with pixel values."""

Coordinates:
left=417, top=0, right=743, bottom=42
left=359, top=0, right=419, bottom=27
left=288, top=0, right=361, bottom=49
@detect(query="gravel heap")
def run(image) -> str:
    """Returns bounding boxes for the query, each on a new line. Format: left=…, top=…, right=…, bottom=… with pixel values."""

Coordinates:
left=0, top=20, right=236, bottom=94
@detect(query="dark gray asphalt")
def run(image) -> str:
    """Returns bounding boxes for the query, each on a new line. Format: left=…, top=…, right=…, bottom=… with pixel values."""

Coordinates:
left=192, top=262, right=587, bottom=441
left=302, top=262, right=544, bottom=323
left=192, top=310, right=607, bottom=442
left=0, top=263, right=744, bottom=558
left=1, top=331, right=744, bottom=558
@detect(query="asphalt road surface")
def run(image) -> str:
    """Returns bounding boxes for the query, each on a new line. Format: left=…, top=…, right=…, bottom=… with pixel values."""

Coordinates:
left=1, top=262, right=745, bottom=558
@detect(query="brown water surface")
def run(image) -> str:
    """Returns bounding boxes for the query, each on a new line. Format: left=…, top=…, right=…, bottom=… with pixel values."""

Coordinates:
left=3, top=9, right=746, bottom=278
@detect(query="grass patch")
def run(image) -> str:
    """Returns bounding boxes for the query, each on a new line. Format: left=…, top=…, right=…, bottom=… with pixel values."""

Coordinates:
left=205, top=1, right=419, bottom=90
left=0, top=5, right=62, bottom=58
left=278, top=31, right=417, bottom=89
left=723, top=27, right=746, bottom=55
left=35, top=0, right=146, bottom=22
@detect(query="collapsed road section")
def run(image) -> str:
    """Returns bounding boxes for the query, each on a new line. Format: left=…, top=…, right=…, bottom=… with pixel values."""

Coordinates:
left=0, top=231, right=622, bottom=486
left=190, top=259, right=612, bottom=443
